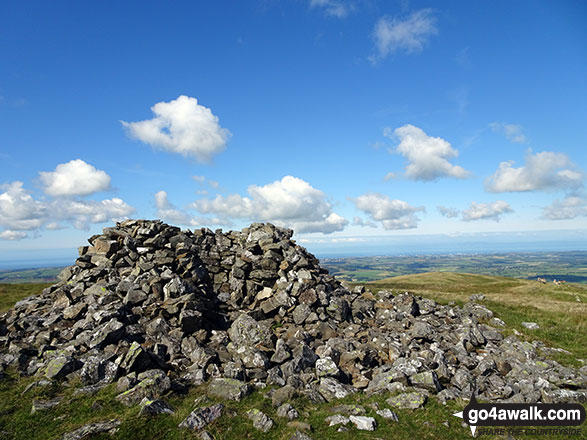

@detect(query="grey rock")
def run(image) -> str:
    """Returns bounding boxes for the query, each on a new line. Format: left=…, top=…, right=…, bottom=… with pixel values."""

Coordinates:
left=179, top=404, right=224, bottom=430
left=246, top=408, right=274, bottom=432
left=31, top=398, right=62, bottom=414
left=376, top=408, right=399, bottom=421
left=349, top=415, right=377, bottom=431
left=318, top=377, right=355, bottom=401
left=207, top=378, right=251, bottom=401
left=325, top=414, right=350, bottom=426
left=277, top=403, right=299, bottom=420
left=386, top=392, right=427, bottom=410
left=138, top=397, right=174, bottom=415
left=522, top=322, right=540, bottom=330
left=61, top=419, right=121, bottom=440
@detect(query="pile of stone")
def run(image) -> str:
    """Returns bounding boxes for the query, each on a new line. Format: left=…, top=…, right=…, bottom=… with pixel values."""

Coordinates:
left=0, top=220, right=585, bottom=431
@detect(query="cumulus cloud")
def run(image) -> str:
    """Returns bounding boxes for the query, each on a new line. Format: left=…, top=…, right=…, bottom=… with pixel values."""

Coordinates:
left=437, top=206, right=459, bottom=218
left=352, top=193, right=424, bottom=230
left=0, top=181, right=46, bottom=231
left=193, top=175, right=219, bottom=190
left=39, top=159, right=111, bottom=197
left=0, top=178, right=134, bottom=239
left=193, top=175, right=348, bottom=234
left=0, top=230, right=27, bottom=240
left=310, top=0, right=352, bottom=18
left=352, top=216, right=376, bottom=228
left=155, top=190, right=199, bottom=226
left=542, top=193, right=587, bottom=220
left=490, top=122, right=527, bottom=144
left=387, top=124, right=470, bottom=181
left=485, top=151, right=584, bottom=192
left=462, top=200, right=512, bottom=222
left=122, top=95, right=231, bottom=163
left=372, top=9, right=437, bottom=59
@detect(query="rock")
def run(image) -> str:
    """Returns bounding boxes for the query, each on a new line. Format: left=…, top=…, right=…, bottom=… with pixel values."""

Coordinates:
left=386, top=392, right=427, bottom=410
left=289, top=431, right=314, bottom=440
left=315, top=357, right=339, bottom=378
left=117, top=369, right=171, bottom=406
left=31, top=398, right=62, bottom=414
left=272, top=385, right=297, bottom=407
left=246, top=408, right=274, bottom=432
left=179, top=404, right=224, bottom=430
left=522, top=322, right=540, bottom=330
left=410, top=371, right=442, bottom=392
left=376, top=408, right=399, bottom=421
left=318, top=377, right=355, bottom=401
left=325, top=415, right=350, bottom=426
left=45, top=356, right=77, bottom=380
left=61, top=419, right=121, bottom=440
left=277, top=403, right=299, bottom=420
left=349, top=415, right=377, bottom=431
left=138, top=397, right=174, bottom=416
left=207, top=378, right=251, bottom=401
left=329, top=404, right=366, bottom=416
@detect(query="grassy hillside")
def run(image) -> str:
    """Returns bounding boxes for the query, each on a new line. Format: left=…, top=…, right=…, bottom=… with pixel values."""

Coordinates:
left=365, top=272, right=587, bottom=366
left=0, top=277, right=585, bottom=440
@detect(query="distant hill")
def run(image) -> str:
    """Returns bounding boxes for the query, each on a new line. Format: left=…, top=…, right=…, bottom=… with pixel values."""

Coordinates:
left=0, top=267, right=63, bottom=283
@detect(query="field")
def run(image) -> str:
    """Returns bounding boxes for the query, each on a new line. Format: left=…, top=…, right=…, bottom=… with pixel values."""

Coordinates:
left=1, top=271, right=586, bottom=439
left=322, top=251, right=587, bottom=284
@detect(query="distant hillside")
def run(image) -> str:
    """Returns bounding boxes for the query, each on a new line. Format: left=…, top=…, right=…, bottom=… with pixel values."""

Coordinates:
left=0, top=267, right=63, bottom=283
left=322, top=251, right=587, bottom=283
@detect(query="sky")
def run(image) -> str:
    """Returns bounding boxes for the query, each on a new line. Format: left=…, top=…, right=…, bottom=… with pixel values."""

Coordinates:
left=1, top=0, right=586, bottom=264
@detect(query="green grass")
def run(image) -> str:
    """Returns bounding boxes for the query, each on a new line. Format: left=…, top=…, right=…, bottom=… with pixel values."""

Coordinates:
left=0, top=283, right=52, bottom=312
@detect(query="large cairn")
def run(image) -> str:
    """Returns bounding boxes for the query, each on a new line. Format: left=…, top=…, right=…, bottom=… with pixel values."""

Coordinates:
left=1, top=220, right=585, bottom=410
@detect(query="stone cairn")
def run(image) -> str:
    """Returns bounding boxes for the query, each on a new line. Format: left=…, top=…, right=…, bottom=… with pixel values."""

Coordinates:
left=1, top=220, right=585, bottom=434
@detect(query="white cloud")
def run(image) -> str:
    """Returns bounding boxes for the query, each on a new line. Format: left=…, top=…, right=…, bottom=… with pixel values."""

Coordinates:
left=0, top=181, right=46, bottom=231
left=542, top=194, right=587, bottom=220
left=353, top=216, right=377, bottom=228
left=352, top=193, right=424, bottom=230
left=310, top=0, right=352, bottom=18
left=372, top=9, right=437, bottom=59
left=437, top=206, right=459, bottom=218
left=387, top=124, right=470, bottom=181
left=0, top=230, right=27, bottom=240
left=490, top=122, right=527, bottom=144
left=193, top=175, right=348, bottom=234
left=122, top=95, right=231, bottom=163
left=485, top=151, right=584, bottom=192
left=39, top=159, right=111, bottom=197
left=193, top=175, right=219, bottom=190
left=192, top=175, right=206, bottom=184
left=0, top=179, right=134, bottom=239
left=155, top=190, right=199, bottom=226
left=383, top=172, right=396, bottom=181
left=462, top=200, right=513, bottom=222
left=50, top=198, right=135, bottom=230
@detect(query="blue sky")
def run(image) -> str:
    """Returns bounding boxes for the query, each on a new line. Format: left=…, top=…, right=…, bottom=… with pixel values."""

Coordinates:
left=1, top=0, right=586, bottom=262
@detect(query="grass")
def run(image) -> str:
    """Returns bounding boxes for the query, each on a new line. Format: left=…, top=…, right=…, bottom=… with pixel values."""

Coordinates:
left=1, top=277, right=586, bottom=440
left=0, top=283, right=52, bottom=312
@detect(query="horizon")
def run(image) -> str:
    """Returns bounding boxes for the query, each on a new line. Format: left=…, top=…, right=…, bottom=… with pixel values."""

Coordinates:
left=1, top=2, right=586, bottom=256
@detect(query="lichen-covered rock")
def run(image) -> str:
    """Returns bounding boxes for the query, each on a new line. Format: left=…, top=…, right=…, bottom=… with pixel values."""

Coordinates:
left=349, top=415, right=377, bottom=431
left=207, top=378, right=251, bottom=401
left=45, top=356, right=77, bottom=380
left=386, top=392, right=427, bottom=410
left=179, top=404, right=224, bottom=430
left=138, top=397, right=174, bottom=416
left=61, top=419, right=121, bottom=440
left=246, top=408, right=274, bottom=432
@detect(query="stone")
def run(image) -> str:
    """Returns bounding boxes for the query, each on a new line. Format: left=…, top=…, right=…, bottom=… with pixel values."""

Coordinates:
left=410, top=371, right=442, bottom=392
left=31, top=398, right=62, bottom=414
left=61, top=419, right=121, bottom=440
left=289, top=431, right=314, bottom=440
left=349, top=415, right=377, bottom=431
left=207, top=378, right=251, bottom=401
left=228, top=314, right=272, bottom=349
left=179, top=404, right=224, bottom=430
left=315, top=357, right=339, bottom=378
left=138, top=397, right=174, bottom=416
left=318, top=377, right=355, bottom=402
left=45, top=356, right=77, bottom=380
left=277, top=403, right=299, bottom=420
left=522, top=322, right=540, bottom=330
left=376, top=408, right=399, bottom=421
left=116, top=369, right=171, bottom=406
left=325, top=415, right=350, bottom=426
left=386, top=392, right=427, bottom=410
left=246, top=408, right=274, bottom=432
